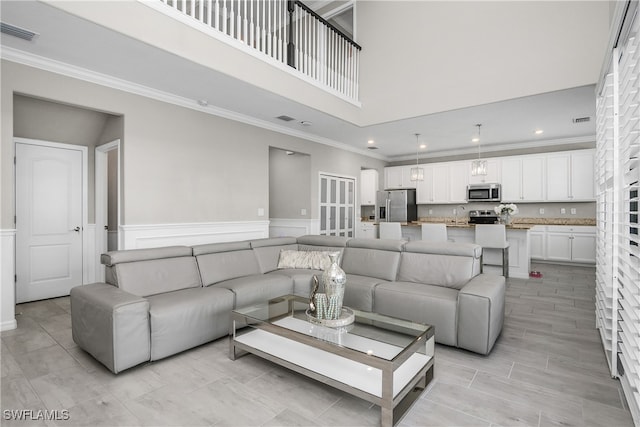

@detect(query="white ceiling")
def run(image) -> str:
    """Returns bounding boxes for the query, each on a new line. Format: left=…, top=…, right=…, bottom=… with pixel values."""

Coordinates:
left=0, top=0, right=597, bottom=161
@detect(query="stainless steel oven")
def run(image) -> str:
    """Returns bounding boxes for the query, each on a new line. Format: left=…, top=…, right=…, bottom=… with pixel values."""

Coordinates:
left=467, top=183, right=501, bottom=202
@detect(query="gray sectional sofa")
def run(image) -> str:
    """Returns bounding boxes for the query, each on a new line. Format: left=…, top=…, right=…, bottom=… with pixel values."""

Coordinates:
left=70, top=235, right=505, bottom=374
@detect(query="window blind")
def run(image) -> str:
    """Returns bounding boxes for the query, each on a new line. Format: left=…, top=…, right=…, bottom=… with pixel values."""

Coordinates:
left=596, top=3, right=639, bottom=424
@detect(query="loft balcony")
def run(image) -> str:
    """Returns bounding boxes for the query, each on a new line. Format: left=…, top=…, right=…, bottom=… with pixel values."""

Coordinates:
left=149, top=0, right=361, bottom=102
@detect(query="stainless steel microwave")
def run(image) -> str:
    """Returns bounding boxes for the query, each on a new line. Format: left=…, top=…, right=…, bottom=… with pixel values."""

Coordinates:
left=467, top=183, right=501, bottom=202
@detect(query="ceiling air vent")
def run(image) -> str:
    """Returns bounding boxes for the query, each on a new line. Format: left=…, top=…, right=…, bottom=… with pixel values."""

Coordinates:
left=572, top=116, right=591, bottom=124
left=1, top=22, right=38, bottom=41
left=276, top=115, right=295, bottom=122
left=367, top=146, right=378, bottom=150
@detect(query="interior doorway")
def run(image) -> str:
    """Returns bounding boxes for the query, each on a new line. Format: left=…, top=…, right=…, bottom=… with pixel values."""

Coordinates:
left=319, top=173, right=355, bottom=237
left=15, top=138, right=87, bottom=303
left=95, top=140, right=120, bottom=282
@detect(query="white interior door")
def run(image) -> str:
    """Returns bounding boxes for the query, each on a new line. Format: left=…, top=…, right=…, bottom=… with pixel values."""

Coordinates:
left=16, top=142, right=84, bottom=303
left=319, top=174, right=355, bottom=237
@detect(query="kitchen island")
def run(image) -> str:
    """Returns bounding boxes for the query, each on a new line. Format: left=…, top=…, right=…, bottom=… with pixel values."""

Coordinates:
left=399, top=222, right=532, bottom=279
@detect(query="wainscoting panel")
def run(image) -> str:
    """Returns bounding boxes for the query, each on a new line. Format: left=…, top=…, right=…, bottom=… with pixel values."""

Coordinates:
left=269, top=219, right=319, bottom=238
left=1, top=229, right=17, bottom=331
left=120, top=221, right=270, bottom=249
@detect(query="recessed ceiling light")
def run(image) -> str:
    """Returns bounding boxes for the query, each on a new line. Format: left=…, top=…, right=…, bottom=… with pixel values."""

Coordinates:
left=535, top=129, right=544, bottom=135
left=300, top=121, right=312, bottom=126
left=367, top=139, right=375, bottom=144
left=471, top=137, right=479, bottom=143
left=419, top=144, right=427, bottom=149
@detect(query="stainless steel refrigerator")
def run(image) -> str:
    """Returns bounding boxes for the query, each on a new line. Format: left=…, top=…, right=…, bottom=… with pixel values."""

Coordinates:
left=375, top=189, right=417, bottom=223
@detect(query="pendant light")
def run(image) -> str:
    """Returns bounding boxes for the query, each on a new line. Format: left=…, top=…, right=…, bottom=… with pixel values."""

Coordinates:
left=410, top=133, right=424, bottom=181
left=471, top=124, right=488, bottom=176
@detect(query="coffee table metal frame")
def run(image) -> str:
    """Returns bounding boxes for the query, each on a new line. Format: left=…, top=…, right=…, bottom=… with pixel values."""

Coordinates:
left=229, top=295, right=434, bottom=427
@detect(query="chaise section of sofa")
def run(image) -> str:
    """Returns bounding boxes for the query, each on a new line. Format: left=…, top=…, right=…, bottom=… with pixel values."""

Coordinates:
left=72, top=245, right=235, bottom=371
left=374, top=241, right=504, bottom=354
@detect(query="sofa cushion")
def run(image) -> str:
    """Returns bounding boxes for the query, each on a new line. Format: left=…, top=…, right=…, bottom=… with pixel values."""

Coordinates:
left=374, top=282, right=458, bottom=346
left=214, top=273, right=294, bottom=308
left=250, top=237, right=299, bottom=273
left=267, top=269, right=321, bottom=297
left=342, top=274, right=388, bottom=312
left=398, top=242, right=481, bottom=290
left=147, top=287, right=234, bottom=360
left=341, top=239, right=402, bottom=281
left=196, top=249, right=261, bottom=286
left=109, top=256, right=202, bottom=297
left=277, top=250, right=335, bottom=270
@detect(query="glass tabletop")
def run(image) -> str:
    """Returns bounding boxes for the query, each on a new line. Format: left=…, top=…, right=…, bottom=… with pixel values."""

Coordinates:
left=232, top=295, right=433, bottom=362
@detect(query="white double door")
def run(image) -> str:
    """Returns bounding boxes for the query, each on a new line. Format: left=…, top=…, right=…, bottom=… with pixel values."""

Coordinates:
left=319, top=174, right=355, bottom=237
left=15, top=141, right=84, bottom=303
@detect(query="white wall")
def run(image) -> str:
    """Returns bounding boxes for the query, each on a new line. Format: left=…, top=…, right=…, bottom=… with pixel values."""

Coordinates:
left=0, top=59, right=385, bottom=329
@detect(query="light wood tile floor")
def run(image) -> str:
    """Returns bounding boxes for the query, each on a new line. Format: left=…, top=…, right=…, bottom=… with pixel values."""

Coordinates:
left=1, top=263, right=635, bottom=426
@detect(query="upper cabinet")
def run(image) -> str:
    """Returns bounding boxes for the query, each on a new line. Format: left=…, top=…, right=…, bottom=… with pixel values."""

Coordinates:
left=546, top=150, right=595, bottom=201
left=360, top=169, right=379, bottom=206
left=500, top=155, right=545, bottom=202
left=416, top=161, right=468, bottom=204
left=388, top=148, right=594, bottom=204
left=384, top=165, right=417, bottom=189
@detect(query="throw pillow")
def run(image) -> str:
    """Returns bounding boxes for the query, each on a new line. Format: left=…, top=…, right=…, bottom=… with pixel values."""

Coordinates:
left=277, top=250, right=335, bottom=270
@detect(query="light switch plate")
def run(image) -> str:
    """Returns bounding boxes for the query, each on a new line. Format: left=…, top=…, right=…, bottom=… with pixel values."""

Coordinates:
left=539, top=208, right=545, bottom=215
left=428, top=209, right=433, bottom=215
left=571, top=208, right=577, bottom=215
left=560, top=208, right=566, bottom=214
left=258, top=208, right=265, bottom=217
left=301, top=208, right=307, bottom=215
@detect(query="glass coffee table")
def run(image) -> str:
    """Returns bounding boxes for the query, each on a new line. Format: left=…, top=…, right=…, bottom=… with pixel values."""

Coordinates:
left=229, top=295, right=434, bottom=427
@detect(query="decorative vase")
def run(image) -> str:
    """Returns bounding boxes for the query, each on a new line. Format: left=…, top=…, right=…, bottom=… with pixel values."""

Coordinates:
left=322, top=252, right=346, bottom=320
left=502, top=213, right=512, bottom=225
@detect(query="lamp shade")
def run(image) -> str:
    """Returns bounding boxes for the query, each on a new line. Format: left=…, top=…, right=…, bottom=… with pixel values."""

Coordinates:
left=410, top=166, right=424, bottom=181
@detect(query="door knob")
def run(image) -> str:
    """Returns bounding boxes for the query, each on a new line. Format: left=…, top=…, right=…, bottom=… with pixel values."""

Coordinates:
left=72, top=226, right=80, bottom=232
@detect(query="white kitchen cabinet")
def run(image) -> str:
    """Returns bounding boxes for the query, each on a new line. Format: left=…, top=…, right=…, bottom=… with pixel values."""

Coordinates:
left=501, top=155, right=545, bottom=202
left=545, top=225, right=596, bottom=263
left=468, top=158, right=501, bottom=185
left=546, top=150, right=595, bottom=201
left=360, top=169, right=379, bottom=205
left=546, top=154, right=571, bottom=201
left=570, top=150, right=595, bottom=200
left=384, top=166, right=416, bottom=189
left=530, top=226, right=546, bottom=260
left=431, top=164, right=449, bottom=203
left=449, top=162, right=469, bottom=203
left=416, top=162, right=467, bottom=204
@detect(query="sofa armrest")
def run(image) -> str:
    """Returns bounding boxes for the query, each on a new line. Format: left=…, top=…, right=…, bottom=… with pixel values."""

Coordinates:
left=70, top=283, right=150, bottom=374
left=457, top=274, right=506, bottom=355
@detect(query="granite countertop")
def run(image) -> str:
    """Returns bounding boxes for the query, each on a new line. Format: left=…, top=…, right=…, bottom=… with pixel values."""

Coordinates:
left=361, top=217, right=596, bottom=228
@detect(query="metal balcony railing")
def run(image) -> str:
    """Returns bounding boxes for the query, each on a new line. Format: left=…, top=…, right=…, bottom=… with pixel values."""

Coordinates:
left=156, top=0, right=361, bottom=101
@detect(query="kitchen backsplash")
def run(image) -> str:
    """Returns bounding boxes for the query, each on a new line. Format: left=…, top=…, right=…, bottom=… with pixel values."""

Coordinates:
left=361, top=202, right=596, bottom=221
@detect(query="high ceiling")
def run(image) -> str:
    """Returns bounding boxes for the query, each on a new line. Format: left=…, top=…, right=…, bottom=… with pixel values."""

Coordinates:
left=0, top=0, right=598, bottom=161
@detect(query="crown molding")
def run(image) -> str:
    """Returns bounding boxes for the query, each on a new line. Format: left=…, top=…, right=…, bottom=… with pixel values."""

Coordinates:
left=1, top=46, right=387, bottom=161
left=387, top=135, right=596, bottom=162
